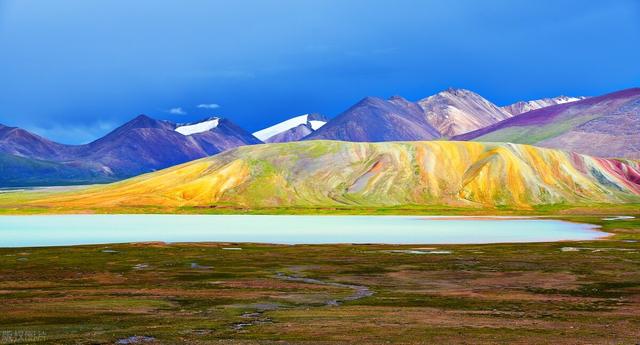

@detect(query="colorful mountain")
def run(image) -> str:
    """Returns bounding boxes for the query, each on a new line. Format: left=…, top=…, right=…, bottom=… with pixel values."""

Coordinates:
left=253, top=113, right=327, bottom=143
left=418, top=88, right=512, bottom=136
left=33, top=140, right=640, bottom=210
left=0, top=115, right=262, bottom=186
left=305, top=96, right=440, bottom=142
left=455, top=88, right=640, bottom=159
left=501, top=95, right=587, bottom=115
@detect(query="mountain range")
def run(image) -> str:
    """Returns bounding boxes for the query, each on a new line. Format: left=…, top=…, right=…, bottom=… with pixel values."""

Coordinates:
left=302, top=89, right=590, bottom=140
left=0, top=115, right=260, bottom=186
left=31, top=141, right=640, bottom=209
left=1, top=87, right=637, bottom=187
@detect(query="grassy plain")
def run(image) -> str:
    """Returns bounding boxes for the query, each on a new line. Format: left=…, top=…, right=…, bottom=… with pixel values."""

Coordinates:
left=0, top=212, right=638, bottom=344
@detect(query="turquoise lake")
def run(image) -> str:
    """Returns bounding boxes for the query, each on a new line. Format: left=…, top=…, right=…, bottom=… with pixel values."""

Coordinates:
left=0, top=215, right=608, bottom=247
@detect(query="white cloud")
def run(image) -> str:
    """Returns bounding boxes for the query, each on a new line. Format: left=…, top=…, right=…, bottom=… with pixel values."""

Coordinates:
left=168, top=107, right=187, bottom=115
left=197, top=103, right=220, bottom=109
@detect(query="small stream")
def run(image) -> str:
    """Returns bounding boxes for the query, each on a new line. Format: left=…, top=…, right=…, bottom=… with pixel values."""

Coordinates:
left=232, top=270, right=374, bottom=330
left=274, top=272, right=374, bottom=306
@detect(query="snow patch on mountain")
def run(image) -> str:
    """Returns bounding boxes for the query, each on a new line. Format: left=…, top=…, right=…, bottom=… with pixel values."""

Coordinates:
left=175, top=118, right=219, bottom=135
left=309, top=120, right=326, bottom=130
left=253, top=114, right=326, bottom=141
left=502, top=96, right=587, bottom=115
left=555, top=96, right=585, bottom=104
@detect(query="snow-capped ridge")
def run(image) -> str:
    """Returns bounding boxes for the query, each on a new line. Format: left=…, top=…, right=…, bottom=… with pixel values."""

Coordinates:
left=502, top=96, right=587, bottom=115
left=175, top=117, right=220, bottom=136
left=253, top=114, right=326, bottom=142
left=555, top=96, right=586, bottom=104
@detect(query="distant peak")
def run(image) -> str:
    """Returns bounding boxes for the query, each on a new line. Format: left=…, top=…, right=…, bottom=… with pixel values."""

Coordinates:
left=94, top=114, right=174, bottom=142
left=361, top=96, right=380, bottom=102
left=125, top=114, right=162, bottom=126
left=419, top=88, right=481, bottom=104
left=128, top=114, right=158, bottom=123
left=389, top=95, right=418, bottom=107
left=354, top=96, right=387, bottom=108
left=441, top=87, right=474, bottom=96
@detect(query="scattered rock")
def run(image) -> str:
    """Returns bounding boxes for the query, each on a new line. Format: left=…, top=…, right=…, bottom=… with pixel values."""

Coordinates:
left=602, top=216, right=635, bottom=221
left=115, top=335, right=156, bottom=344
left=190, top=329, right=212, bottom=336
left=383, top=249, right=452, bottom=255
left=190, top=262, right=212, bottom=269
left=132, top=264, right=149, bottom=270
left=241, top=312, right=262, bottom=318
left=232, top=310, right=274, bottom=331
left=561, top=247, right=637, bottom=253
left=232, top=322, right=254, bottom=330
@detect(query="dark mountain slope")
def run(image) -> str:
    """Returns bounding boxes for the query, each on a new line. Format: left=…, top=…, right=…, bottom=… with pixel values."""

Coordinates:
left=305, top=96, right=440, bottom=142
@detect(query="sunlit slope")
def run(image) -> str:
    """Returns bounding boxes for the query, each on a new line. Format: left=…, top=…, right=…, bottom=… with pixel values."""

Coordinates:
left=455, top=88, right=640, bottom=159
left=35, top=141, right=640, bottom=209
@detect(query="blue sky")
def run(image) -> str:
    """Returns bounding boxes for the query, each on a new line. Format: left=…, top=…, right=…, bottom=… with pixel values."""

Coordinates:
left=0, top=0, right=638, bottom=144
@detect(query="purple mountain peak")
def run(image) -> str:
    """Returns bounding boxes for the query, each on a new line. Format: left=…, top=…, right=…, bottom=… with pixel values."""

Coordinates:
left=357, top=96, right=384, bottom=105
left=134, top=114, right=153, bottom=120
left=304, top=93, right=440, bottom=142
left=126, top=114, right=171, bottom=127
